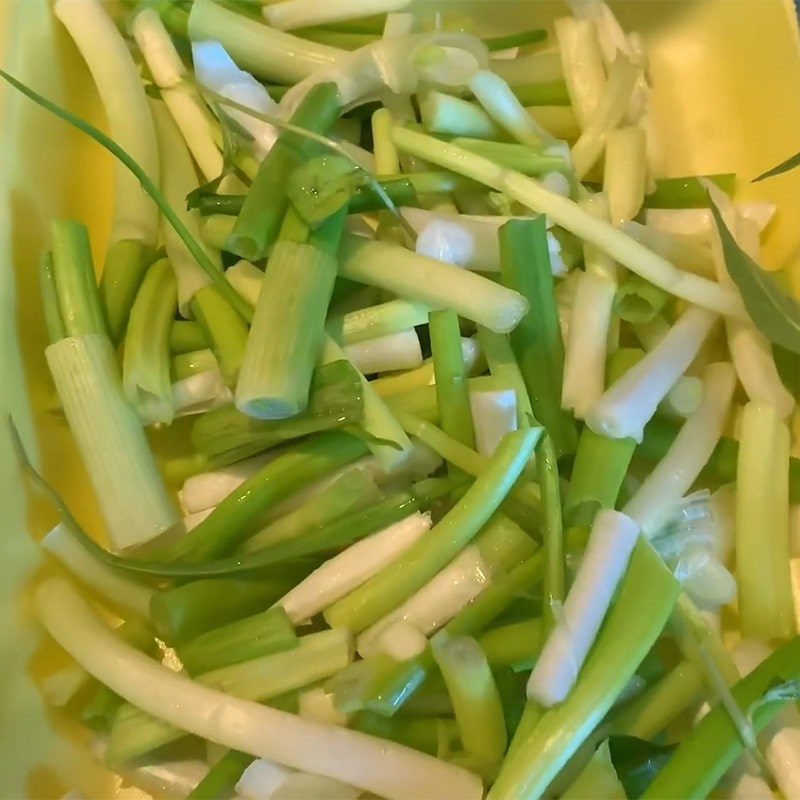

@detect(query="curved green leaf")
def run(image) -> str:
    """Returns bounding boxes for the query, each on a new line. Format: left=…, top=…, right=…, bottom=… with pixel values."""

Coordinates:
left=710, top=200, right=800, bottom=353
left=753, top=149, right=800, bottom=182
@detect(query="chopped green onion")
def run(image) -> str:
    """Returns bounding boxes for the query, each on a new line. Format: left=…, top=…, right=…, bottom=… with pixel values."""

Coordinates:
left=152, top=431, right=368, bottom=562
left=45, top=334, right=179, bottom=550
left=642, top=637, right=800, bottom=800
left=188, top=0, right=346, bottom=83
left=489, top=541, right=680, bottom=799
left=107, top=628, right=354, bottom=763
left=263, top=0, right=411, bottom=32
left=192, top=360, right=363, bottom=466
left=607, top=660, right=704, bottom=740
left=431, top=632, right=507, bottom=769
left=151, top=577, right=301, bottom=645
left=54, top=0, right=160, bottom=245
left=477, top=620, right=543, bottom=671
left=191, top=284, right=250, bottom=388
left=339, top=234, right=529, bottom=334
left=227, top=83, right=341, bottom=262
left=278, top=512, right=432, bottom=624
left=537, top=433, right=565, bottom=633
left=122, top=257, right=177, bottom=425
left=344, top=329, right=423, bottom=375
left=100, top=240, right=155, bottom=345
left=42, top=524, right=153, bottom=618
left=586, top=306, right=718, bottom=442
left=430, top=309, right=476, bottom=472
left=614, top=273, right=669, bottom=324
left=603, top=125, right=647, bottom=224
left=188, top=751, right=253, bottom=800
left=242, top=467, right=382, bottom=552
left=324, top=428, right=540, bottom=633
left=623, top=362, right=736, bottom=535
left=420, top=91, right=502, bottom=139
left=528, top=510, right=640, bottom=705
left=170, top=322, right=207, bottom=355
left=329, top=299, right=431, bottom=345
left=225, top=260, right=264, bottom=308
left=513, top=80, right=572, bottom=107
left=500, top=217, right=575, bottom=454
left=735, top=400, right=796, bottom=639
left=554, top=16, right=606, bottom=130
left=391, top=127, right=744, bottom=317
left=450, top=137, right=569, bottom=176
left=177, top=606, right=298, bottom=675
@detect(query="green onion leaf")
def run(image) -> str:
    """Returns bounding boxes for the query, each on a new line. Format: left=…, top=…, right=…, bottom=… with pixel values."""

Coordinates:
left=287, top=154, right=362, bottom=226
left=753, top=150, right=800, bottom=182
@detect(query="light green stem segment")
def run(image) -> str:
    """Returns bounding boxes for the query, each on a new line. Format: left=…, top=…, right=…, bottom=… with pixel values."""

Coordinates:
left=236, top=225, right=342, bottom=420
left=565, top=348, right=644, bottom=521
left=537, top=433, right=564, bottom=634
left=242, top=468, right=382, bottom=552
left=100, top=239, right=153, bottom=344
left=51, top=219, right=108, bottom=339
left=191, top=285, right=250, bottom=388
left=735, top=400, right=796, bottom=639
left=489, top=541, right=680, bottom=800
left=328, top=299, right=432, bottom=346
left=107, top=628, right=352, bottom=764
left=431, top=632, right=507, bottom=769
left=477, top=619, right=543, bottom=670
left=561, top=741, right=626, bottom=800
left=153, top=431, right=368, bottom=563
left=40, top=252, right=66, bottom=344
left=614, top=273, right=670, bottom=324
left=122, top=257, right=177, bottom=425
left=170, top=321, right=208, bottom=355
left=176, top=606, right=298, bottom=675
left=338, top=233, right=529, bottom=334
left=187, top=750, right=253, bottom=800
left=392, top=410, right=542, bottom=527
left=188, top=0, right=345, bottom=83
left=500, top=217, right=575, bottom=455
left=45, top=334, right=178, bottom=550
left=608, top=660, right=705, bottom=740
left=642, top=637, right=800, bottom=800
left=451, top=137, right=568, bottom=175
left=429, top=309, right=476, bottom=472
left=477, top=327, right=534, bottom=427
left=150, top=577, right=301, bottom=645
left=324, top=428, right=541, bottom=633
left=227, top=82, right=341, bottom=261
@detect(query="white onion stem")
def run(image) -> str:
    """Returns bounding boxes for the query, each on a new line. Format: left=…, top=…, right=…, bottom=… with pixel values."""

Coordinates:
left=623, top=362, right=736, bottom=535
left=586, top=306, right=718, bottom=441
left=527, top=510, right=640, bottom=705
left=37, top=578, right=483, bottom=800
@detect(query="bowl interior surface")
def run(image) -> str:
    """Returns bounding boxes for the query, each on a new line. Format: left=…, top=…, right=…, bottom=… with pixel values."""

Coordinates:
left=1, top=0, right=799, bottom=795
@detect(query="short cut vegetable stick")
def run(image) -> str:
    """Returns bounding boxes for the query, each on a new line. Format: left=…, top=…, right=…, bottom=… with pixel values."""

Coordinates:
left=528, top=509, right=640, bottom=705
left=586, top=306, right=718, bottom=442
left=338, top=234, right=529, bottom=333
left=36, top=578, right=483, bottom=800
left=623, top=362, right=736, bottom=535
left=391, top=127, right=744, bottom=317
left=188, top=0, right=346, bottom=84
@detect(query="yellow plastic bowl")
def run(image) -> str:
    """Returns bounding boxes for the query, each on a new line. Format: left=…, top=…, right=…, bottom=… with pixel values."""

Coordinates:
left=2, top=1, right=800, bottom=796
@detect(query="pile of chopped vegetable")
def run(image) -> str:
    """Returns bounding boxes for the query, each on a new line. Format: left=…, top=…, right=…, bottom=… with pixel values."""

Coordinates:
left=8, top=0, right=800, bottom=797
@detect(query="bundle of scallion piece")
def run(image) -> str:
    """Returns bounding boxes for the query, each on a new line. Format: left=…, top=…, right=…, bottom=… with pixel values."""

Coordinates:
left=9, top=0, right=800, bottom=797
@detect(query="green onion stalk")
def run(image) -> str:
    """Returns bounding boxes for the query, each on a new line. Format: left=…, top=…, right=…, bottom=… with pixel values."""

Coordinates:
left=564, top=349, right=644, bottom=524
left=170, top=320, right=208, bottom=355
left=226, top=82, right=342, bottom=261
left=500, top=217, right=576, bottom=455
left=43, top=220, right=178, bottom=550
left=122, top=257, right=177, bottom=425
left=150, top=576, right=302, bottom=645
left=191, top=359, right=364, bottom=468
left=328, top=555, right=544, bottom=717
left=107, top=628, right=353, bottom=764
left=429, top=309, right=476, bottom=473
left=53, top=0, right=160, bottom=344
left=489, top=542, right=681, bottom=799
left=187, top=750, right=253, bottom=800
left=236, top=207, right=346, bottom=419
left=150, top=431, right=368, bottom=563
left=324, top=428, right=541, bottom=634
